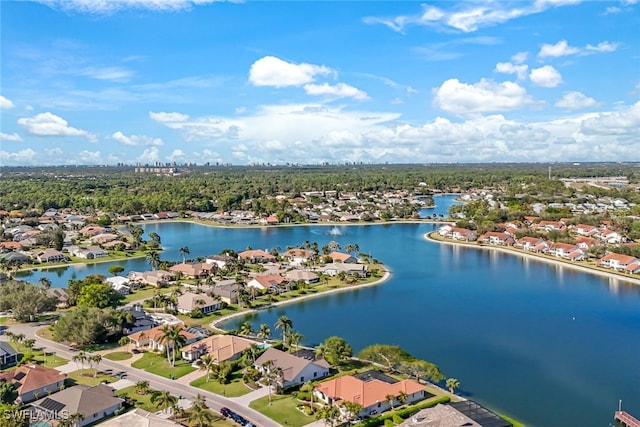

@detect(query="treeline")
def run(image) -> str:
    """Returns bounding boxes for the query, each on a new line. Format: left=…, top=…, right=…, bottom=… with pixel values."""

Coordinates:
left=1, top=163, right=639, bottom=214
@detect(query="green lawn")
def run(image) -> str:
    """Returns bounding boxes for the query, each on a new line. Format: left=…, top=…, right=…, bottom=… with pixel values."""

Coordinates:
left=116, top=385, right=162, bottom=412
left=131, top=351, right=195, bottom=379
left=66, top=369, right=117, bottom=387
left=5, top=342, right=68, bottom=369
left=249, top=394, right=315, bottom=427
left=0, top=317, right=8, bottom=324
left=190, top=371, right=252, bottom=397
left=123, top=286, right=172, bottom=303
left=104, top=351, right=133, bottom=361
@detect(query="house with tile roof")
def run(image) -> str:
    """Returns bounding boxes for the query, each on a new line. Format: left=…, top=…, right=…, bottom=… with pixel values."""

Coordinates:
left=169, top=262, right=214, bottom=279
left=99, top=408, right=181, bottom=427
left=255, top=347, right=330, bottom=388
left=599, top=253, right=639, bottom=272
left=35, top=249, right=66, bottom=263
left=549, top=243, right=585, bottom=261
left=181, top=334, right=255, bottom=362
left=282, top=248, right=314, bottom=266
left=286, top=270, right=320, bottom=284
left=127, top=324, right=198, bottom=351
left=0, top=364, right=65, bottom=403
left=478, top=231, right=515, bottom=246
left=176, top=292, right=221, bottom=314
left=515, top=236, right=546, bottom=252
left=328, top=251, right=358, bottom=264
left=237, top=249, right=276, bottom=263
left=247, top=274, right=289, bottom=293
left=314, top=373, right=427, bottom=418
left=30, top=384, right=123, bottom=427
left=0, top=341, right=19, bottom=368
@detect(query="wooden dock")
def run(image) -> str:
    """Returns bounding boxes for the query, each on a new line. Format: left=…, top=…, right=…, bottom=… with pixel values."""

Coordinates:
left=615, top=411, right=640, bottom=427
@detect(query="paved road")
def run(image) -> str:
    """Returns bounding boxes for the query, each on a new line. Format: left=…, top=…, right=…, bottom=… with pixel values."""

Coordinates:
left=3, top=322, right=280, bottom=427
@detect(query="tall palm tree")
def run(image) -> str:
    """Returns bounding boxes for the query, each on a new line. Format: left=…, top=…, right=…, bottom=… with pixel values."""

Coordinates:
left=39, top=277, right=52, bottom=290
left=187, top=400, right=214, bottom=427
left=274, top=315, right=293, bottom=344
left=261, top=360, right=283, bottom=406
left=91, top=354, right=102, bottom=378
left=198, top=354, right=216, bottom=383
left=238, top=321, right=255, bottom=337
left=179, top=246, right=190, bottom=263
left=118, top=336, right=130, bottom=352
left=257, top=324, right=271, bottom=342
left=446, top=378, right=460, bottom=394
left=157, top=325, right=177, bottom=365
left=397, top=390, right=408, bottom=406
left=386, top=393, right=395, bottom=410
left=288, top=331, right=304, bottom=353
left=146, top=249, right=161, bottom=271
left=151, top=390, right=178, bottom=413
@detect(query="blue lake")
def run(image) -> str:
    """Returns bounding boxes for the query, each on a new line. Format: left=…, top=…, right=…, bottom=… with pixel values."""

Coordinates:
left=20, top=196, right=640, bottom=426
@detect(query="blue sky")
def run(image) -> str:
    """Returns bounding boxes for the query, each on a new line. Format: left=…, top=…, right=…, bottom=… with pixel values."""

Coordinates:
left=1, top=0, right=639, bottom=166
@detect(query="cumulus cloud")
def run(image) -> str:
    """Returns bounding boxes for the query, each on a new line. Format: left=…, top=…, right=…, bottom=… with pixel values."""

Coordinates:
left=555, top=91, right=598, bottom=110
left=364, top=1, right=582, bottom=33
left=1, top=96, right=16, bottom=109
left=0, top=132, right=22, bottom=142
left=112, top=131, right=164, bottom=146
left=580, top=101, right=640, bottom=136
left=167, top=149, right=187, bottom=162
left=249, top=56, right=333, bottom=88
left=303, top=83, right=370, bottom=100
left=495, top=62, right=529, bottom=80
left=136, top=147, right=160, bottom=164
left=17, top=112, right=96, bottom=141
left=538, top=39, right=619, bottom=58
left=0, top=149, right=38, bottom=164
left=78, top=150, right=102, bottom=164
left=36, top=0, right=225, bottom=14
left=149, top=111, right=190, bottom=122
left=529, top=65, right=563, bottom=87
left=433, top=78, right=536, bottom=114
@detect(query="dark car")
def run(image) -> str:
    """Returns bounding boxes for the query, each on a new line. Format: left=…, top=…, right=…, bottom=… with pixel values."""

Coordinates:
left=220, top=407, right=231, bottom=417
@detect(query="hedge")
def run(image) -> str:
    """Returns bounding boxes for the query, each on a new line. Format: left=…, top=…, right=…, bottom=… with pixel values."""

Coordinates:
left=354, top=396, right=451, bottom=427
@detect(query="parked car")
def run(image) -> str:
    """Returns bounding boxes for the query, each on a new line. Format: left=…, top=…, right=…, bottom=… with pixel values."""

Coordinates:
left=220, top=407, right=231, bottom=417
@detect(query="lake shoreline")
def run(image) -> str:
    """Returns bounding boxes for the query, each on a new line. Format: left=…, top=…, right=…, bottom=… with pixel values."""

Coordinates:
left=209, top=269, right=392, bottom=332
left=424, top=231, right=640, bottom=286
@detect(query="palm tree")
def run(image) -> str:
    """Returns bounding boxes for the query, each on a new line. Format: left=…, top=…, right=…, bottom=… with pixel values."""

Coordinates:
left=23, top=339, right=36, bottom=352
left=261, top=360, right=282, bottom=405
left=288, top=331, right=304, bottom=352
left=135, top=380, right=150, bottom=395
left=238, top=321, right=255, bottom=337
left=198, top=354, right=216, bottom=382
left=301, top=380, right=318, bottom=413
left=91, top=354, right=102, bottom=378
left=274, top=315, right=293, bottom=344
left=146, top=249, right=161, bottom=271
left=60, top=412, right=84, bottom=427
left=151, top=390, right=178, bottom=413
left=158, top=325, right=177, bottom=366
left=243, top=343, right=259, bottom=364
left=257, top=324, right=271, bottom=342
left=398, top=390, right=408, bottom=406
left=187, top=399, right=214, bottom=427
left=118, top=336, right=130, bottom=352
left=386, top=393, right=396, bottom=410
left=179, top=246, right=190, bottom=263
left=446, top=378, right=460, bottom=394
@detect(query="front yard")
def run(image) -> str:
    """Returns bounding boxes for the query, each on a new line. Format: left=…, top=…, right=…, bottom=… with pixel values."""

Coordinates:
left=249, top=394, right=315, bottom=427
left=104, top=351, right=133, bottom=361
left=65, top=369, right=117, bottom=387
left=131, top=351, right=195, bottom=379
left=190, top=371, right=252, bottom=397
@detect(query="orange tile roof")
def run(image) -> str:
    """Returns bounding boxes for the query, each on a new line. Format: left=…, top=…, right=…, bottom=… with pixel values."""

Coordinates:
left=128, top=323, right=196, bottom=343
left=0, top=364, right=64, bottom=394
left=315, top=375, right=424, bottom=409
left=181, top=335, right=255, bottom=362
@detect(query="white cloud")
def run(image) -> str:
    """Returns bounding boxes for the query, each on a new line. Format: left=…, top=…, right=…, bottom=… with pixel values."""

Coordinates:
left=303, top=83, right=370, bottom=100
left=555, top=92, right=598, bottom=110
left=112, top=131, right=164, bottom=146
left=364, top=1, right=581, bottom=33
left=529, top=65, right=563, bottom=88
left=511, top=52, right=529, bottom=64
left=248, top=56, right=333, bottom=88
left=78, top=150, right=103, bottom=164
left=36, top=0, right=225, bottom=14
left=433, top=78, right=536, bottom=114
left=0, top=96, right=16, bottom=109
left=149, top=111, right=190, bottom=122
left=580, top=101, right=640, bottom=136
left=167, top=149, right=187, bottom=162
left=17, top=112, right=96, bottom=141
left=538, top=39, right=619, bottom=58
left=136, top=147, right=160, bottom=164
left=0, top=132, right=22, bottom=142
left=495, top=62, right=529, bottom=80
left=80, top=66, right=133, bottom=82
left=0, top=149, right=38, bottom=164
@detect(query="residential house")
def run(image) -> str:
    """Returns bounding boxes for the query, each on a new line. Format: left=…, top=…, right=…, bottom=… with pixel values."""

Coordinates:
left=255, top=348, right=330, bottom=388
left=169, top=262, right=214, bottom=279
left=282, top=248, right=314, bottom=266
left=0, top=341, right=19, bottom=368
left=0, top=241, right=22, bottom=250
left=596, top=229, right=623, bottom=244
left=599, top=253, right=639, bottom=272
left=237, top=249, right=276, bottom=263
left=286, top=270, right=320, bottom=284
left=127, top=324, right=198, bottom=351
left=550, top=243, right=585, bottom=261
left=575, top=236, right=598, bottom=251
left=176, top=292, right=221, bottom=315
left=534, top=220, right=565, bottom=232
left=127, top=270, right=175, bottom=287
left=79, top=225, right=107, bottom=237
left=181, top=334, right=255, bottom=362
left=314, top=373, right=426, bottom=418
left=120, top=306, right=157, bottom=335
left=0, top=364, right=65, bottom=403
left=478, top=231, right=515, bottom=246
left=211, top=281, right=239, bottom=304
left=448, top=227, right=477, bottom=242
left=320, top=263, right=368, bottom=278
left=30, top=384, right=123, bottom=427
left=106, top=276, right=131, bottom=295
left=91, top=233, right=120, bottom=245
left=69, top=245, right=109, bottom=259
left=35, top=249, right=66, bottom=263
left=515, top=237, right=546, bottom=252
left=0, top=251, right=29, bottom=265
left=45, top=288, right=70, bottom=309
left=247, top=274, right=289, bottom=293
left=398, top=402, right=512, bottom=427
left=328, top=251, right=358, bottom=264
left=205, top=254, right=235, bottom=269
left=572, top=224, right=598, bottom=236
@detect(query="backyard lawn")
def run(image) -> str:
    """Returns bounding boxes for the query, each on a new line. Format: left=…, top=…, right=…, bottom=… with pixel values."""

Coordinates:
left=66, top=369, right=117, bottom=387
left=190, top=371, right=252, bottom=397
left=104, top=351, right=133, bottom=361
left=249, top=394, right=314, bottom=427
left=131, top=351, right=195, bottom=379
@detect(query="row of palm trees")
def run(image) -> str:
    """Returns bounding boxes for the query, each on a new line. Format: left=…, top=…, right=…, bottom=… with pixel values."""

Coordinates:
left=143, top=386, right=214, bottom=427
left=71, top=351, right=103, bottom=378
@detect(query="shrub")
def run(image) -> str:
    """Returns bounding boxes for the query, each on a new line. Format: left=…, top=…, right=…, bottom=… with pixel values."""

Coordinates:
left=384, top=420, right=394, bottom=427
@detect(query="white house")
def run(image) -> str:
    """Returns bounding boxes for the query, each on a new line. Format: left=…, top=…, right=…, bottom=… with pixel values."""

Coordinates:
left=255, top=348, right=330, bottom=388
